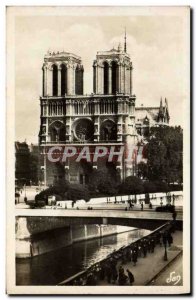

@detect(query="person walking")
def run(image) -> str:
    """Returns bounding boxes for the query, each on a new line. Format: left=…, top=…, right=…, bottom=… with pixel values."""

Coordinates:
left=127, top=269, right=135, bottom=285
left=105, top=262, right=112, bottom=284
left=111, top=260, right=118, bottom=284
left=172, top=210, right=177, bottom=221
left=167, top=233, right=173, bottom=247
left=150, top=238, right=155, bottom=253
left=118, top=266, right=128, bottom=286
left=141, top=202, right=144, bottom=211
left=132, top=250, right=138, bottom=266
left=142, top=241, right=147, bottom=258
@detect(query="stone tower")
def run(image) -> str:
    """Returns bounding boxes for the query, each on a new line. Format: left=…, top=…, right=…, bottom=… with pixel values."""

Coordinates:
left=39, top=42, right=137, bottom=185
left=93, top=43, right=133, bottom=95
left=42, top=51, right=84, bottom=97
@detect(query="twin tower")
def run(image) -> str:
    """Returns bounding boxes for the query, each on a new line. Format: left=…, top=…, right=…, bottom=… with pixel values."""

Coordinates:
left=42, top=43, right=133, bottom=97
left=40, top=40, right=137, bottom=184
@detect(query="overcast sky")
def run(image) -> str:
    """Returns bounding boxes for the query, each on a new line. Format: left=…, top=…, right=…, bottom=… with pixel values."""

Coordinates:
left=14, top=9, right=189, bottom=144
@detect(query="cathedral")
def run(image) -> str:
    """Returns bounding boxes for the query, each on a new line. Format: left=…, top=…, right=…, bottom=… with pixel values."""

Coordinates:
left=39, top=35, right=169, bottom=186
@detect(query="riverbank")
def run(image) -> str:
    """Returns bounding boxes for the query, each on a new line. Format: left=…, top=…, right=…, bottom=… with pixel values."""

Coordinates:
left=59, top=222, right=182, bottom=286
left=98, top=230, right=182, bottom=286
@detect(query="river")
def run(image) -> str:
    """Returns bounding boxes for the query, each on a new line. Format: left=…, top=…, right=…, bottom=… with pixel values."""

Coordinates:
left=16, top=227, right=151, bottom=286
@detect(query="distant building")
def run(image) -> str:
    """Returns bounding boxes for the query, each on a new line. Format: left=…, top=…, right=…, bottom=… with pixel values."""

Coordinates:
left=135, top=98, right=170, bottom=139
left=15, top=141, right=30, bottom=185
left=15, top=142, right=41, bottom=186
left=29, top=144, right=41, bottom=185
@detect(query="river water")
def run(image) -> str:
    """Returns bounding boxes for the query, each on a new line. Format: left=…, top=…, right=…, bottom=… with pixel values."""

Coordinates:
left=16, top=227, right=151, bottom=286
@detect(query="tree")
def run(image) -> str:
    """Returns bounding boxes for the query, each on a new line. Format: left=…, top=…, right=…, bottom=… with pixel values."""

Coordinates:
left=120, top=176, right=144, bottom=195
left=138, top=162, right=148, bottom=179
left=66, top=184, right=90, bottom=202
left=88, top=169, right=119, bottom=196
left=35, top=179, right=90, bottom=203
left=145, top=126, right=183, bottom=184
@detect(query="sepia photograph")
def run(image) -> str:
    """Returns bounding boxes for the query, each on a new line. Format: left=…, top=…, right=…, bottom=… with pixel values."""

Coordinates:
left=6, top=6, right=190, bottom=294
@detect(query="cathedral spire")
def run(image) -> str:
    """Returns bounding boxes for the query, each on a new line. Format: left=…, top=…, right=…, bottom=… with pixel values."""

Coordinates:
left=124, top=27, right=127, bottom=53
left=165, top=98, right=169, bottom=115
left=160, top=97, right=163, bottom=108
left=159, top=97, right=164, bottom=118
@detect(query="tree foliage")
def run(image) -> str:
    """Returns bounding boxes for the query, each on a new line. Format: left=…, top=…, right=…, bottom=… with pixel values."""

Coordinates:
left=120, top=176, right=144, bottom=195
left=144, top=126, right=183, bottom=184
left=88, top=169, right=119, bottom=196
left=35, top=179, right=90, bottom=203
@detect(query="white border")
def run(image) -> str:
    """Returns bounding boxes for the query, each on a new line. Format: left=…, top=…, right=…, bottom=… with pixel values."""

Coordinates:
left=1, top=1, right=193, bottom=298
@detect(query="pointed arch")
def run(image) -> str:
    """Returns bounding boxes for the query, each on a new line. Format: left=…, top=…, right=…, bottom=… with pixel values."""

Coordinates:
left=52, top=64, right=58, bottom=96
left=103, top=61, right=109, bottom=94
left=111, top=61, right=118, bottom=94
left=61, top=64, right=67, bottom=96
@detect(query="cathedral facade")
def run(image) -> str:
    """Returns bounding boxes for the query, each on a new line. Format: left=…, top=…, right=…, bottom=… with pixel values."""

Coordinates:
left=39, top=39, right=169, bottom=186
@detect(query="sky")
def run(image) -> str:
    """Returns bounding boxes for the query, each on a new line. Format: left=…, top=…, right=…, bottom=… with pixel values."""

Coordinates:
left=14, top=9, right=189, bottom=144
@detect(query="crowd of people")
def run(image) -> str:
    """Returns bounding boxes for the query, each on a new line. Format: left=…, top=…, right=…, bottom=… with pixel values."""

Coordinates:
left=65, top=221, right=176, bottom=286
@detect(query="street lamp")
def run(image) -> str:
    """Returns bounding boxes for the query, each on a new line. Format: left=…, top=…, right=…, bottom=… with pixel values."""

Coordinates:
left=172, top=194, right=175, bottom=207
left=24, top=184, right=27, bottom=203
left=163, top=231, right=168, bottom=261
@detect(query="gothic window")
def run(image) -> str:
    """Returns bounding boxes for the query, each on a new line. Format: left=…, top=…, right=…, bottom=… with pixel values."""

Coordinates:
left=52, top=65, right=58, bottom=96
left=49, top=121, right=66, bottom=142
left=42, top=68, right=45, bottom=96
left=111, top=61, right=118, bottom=94
left=75, top=66, right=80, bottom=95
left=61, top=64, right=67, bottom=96
left=103, top=62, right=109, bottom=94
left=100, top=120, right=117, bottom=141
left=74, top=119, right=94, bottom=142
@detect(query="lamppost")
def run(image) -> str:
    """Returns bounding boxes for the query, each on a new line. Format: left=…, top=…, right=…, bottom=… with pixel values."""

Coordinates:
left=160, top=197, right=163, bottom=207
left=172, top=194, right=175, bottom=207
left=24, top=183, right=27, bottom=203
left=163, top=231, right=168, bottom=261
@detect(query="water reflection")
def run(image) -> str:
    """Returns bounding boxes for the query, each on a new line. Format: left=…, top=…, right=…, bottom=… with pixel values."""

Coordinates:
left=16, top=227, right=150, bottom=286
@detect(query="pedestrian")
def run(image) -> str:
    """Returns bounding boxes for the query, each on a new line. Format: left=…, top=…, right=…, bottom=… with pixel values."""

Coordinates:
left=167, top=233, right=173, bottom=246
left=111, top=260, right=118, bottom=284
left=172, top=211, right=177, bottom=221
left=86, top=273, right=97, bottom=285
left=147, top=239, right=151, bottom=253
left=99, top=262, right=106, bottom=280
left=127, top=269, right=135, bottom=285
left=141, top=202, right=144, bottom=211
left=118, top=266, right=128, bottom=286
left=137, top=243, right=142, bottom=258
left=105, top=262, right=112, bottom=283
left=150, top=238, right=155, bottom=253
left=142, top=242, right=147, bottom=258
left=162, top=231, right=168, bottom=247
left=172, top=194, right=175, bottom=205
left=122, top=249, right=127, bottom=263
left=78, top=277, right=85, bottom=285
left=132, top=250, right=138, bottom=266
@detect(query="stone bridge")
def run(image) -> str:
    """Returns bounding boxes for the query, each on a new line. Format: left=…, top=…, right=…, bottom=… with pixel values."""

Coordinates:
left=16, top=209, right=183, bottom=237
